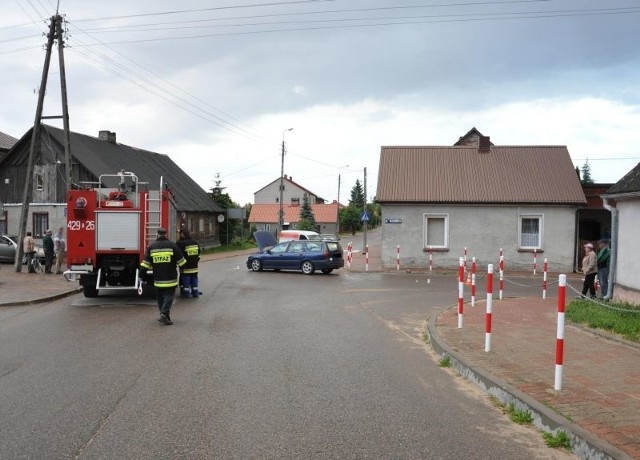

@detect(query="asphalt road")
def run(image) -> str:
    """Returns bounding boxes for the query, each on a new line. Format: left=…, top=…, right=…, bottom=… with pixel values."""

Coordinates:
left=0, top=254, right=573, bottom=459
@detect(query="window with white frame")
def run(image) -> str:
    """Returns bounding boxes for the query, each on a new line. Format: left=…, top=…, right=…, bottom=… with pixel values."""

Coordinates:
left=519, top=215, right=542, bottom=249
left=199, top=217, right=204, bottom=232
left=424, top=214, right=448, bottom=248
left=35, top=173, right=44, bottom=191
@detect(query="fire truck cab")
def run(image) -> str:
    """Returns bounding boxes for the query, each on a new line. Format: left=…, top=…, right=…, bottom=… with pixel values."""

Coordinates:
left=64, top=170, right=177, bottom=297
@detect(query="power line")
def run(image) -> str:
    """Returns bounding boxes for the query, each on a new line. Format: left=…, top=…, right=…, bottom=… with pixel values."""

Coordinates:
left=71, top=0, right=557, bottom=31
left=66, top=6, right=640, bottom=46
left=69, top=42, right=267, bottom=143
left=64, top=22, right=268, bottom=142
left=68, top=6, right=640, bottom=35
left=72, top=0, right=338, bottom=23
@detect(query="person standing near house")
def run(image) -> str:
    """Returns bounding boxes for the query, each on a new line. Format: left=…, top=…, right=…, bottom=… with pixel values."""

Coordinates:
left=581, top=242, right=597, bottom=298
left=140, top=228, right=186, bottom=325
left=23, top=231, right=36, bottom=273
left=596, top=239, right=610, bottom=298
left=176, top=228, right=201, bottom=297
left=42, top=229, right=55, bottom=274
left=53, top=227, right=66, bottom=274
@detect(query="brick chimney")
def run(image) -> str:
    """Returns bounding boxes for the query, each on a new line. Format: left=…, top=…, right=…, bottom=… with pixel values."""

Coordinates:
left=98, top=130, right=117, bottom=143
left=478, top=135, right=491, bottom=154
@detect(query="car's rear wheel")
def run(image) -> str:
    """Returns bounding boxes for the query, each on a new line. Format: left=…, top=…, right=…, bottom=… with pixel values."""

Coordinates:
left=250, top=259, right=263, bottom=272
left=301, top=260, right=315, bottom=275
left=321, top=268, right=333, bottom=274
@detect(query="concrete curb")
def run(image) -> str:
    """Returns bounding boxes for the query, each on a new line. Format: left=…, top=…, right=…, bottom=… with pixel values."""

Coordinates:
left=426, top=307, right=632, bottom=460
left=0, top=288, right=82, bottom=308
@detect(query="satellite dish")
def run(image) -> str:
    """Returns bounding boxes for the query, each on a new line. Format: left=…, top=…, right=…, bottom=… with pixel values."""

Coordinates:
left=217, top=214, right=225, bottom=223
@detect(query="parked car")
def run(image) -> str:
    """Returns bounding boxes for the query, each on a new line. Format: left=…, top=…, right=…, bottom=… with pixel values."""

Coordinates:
left=248, top=231, right=344, bottom=275
left=0, top=235, right=46, bottom=264
left=278, top=230, right=319, bottom=243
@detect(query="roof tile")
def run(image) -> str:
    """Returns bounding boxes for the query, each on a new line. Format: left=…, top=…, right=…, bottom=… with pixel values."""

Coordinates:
left=376, top=146, right=586, bottom=204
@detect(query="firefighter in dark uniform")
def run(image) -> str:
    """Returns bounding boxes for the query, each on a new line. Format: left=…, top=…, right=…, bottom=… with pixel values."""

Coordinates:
left=140, top=228, right=186, bottom=325
left=176, top=228, right=201, bottom=297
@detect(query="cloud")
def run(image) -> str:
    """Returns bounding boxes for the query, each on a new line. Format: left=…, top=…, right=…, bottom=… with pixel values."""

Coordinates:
left=1, top=0, right=639, bottom=206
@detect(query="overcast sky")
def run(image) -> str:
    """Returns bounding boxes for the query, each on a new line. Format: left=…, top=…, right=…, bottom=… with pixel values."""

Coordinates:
left=2, top=0, right=640, bottom=204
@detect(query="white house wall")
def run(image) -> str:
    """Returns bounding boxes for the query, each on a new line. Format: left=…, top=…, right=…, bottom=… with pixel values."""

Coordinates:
left=255, top=181, right=317, bottom=206
left=613, top=199, right=640, bottom=304
left=380, top=204, right=577, bottom=273
left=3, top=203, right=67, bottom=240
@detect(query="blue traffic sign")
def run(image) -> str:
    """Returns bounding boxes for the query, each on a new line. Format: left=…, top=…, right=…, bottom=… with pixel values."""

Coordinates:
left=361, top=212, right=370, bottom=222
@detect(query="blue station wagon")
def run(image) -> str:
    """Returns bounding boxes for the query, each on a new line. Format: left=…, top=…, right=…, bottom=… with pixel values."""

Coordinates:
left=247, top=232, right=344, bottom=275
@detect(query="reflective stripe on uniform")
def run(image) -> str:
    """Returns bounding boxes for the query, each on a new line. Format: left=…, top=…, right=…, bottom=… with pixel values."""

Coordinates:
left=155, top=278, right=179, bottom=288
left=184, top=244, right=199, bottom=256
left=182, top=267, right=198, bottom=274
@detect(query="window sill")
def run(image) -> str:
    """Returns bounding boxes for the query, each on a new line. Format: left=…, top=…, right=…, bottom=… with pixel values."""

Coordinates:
left=424, top=247, right=449, bottom=253
left=517, top=248, right=544, bottom=253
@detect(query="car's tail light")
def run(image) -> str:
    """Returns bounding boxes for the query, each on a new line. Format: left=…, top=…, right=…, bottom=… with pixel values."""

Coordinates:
left=323, top=247, right=329, bottom=257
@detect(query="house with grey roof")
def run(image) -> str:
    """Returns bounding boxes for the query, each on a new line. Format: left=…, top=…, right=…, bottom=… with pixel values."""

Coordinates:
left=0, top=124, right=224, bottom=247
left=602, top=162, right=640, bottom=305
left=0, top=130, right=18, bottom=163
left=375, top=131, right=586, bottom=272
left=0, top=131, right=19, bottom=234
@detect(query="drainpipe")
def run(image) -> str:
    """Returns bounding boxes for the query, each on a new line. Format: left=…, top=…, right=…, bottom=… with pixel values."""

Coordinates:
left=601, top=197, right=617, bottom=300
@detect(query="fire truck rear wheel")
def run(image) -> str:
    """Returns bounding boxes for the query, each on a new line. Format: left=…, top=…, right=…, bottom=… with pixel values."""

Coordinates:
left=82, top=276, right=98, bottom=298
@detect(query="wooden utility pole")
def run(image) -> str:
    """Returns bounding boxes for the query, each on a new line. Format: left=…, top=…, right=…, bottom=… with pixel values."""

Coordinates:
left=56, top=14, right=73, bottom=188
left=14, top=14, right=72, bottom=271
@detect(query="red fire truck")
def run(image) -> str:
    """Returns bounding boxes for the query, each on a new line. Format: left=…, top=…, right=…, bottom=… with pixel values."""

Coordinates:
left=64, top=171, right=177, bottom=297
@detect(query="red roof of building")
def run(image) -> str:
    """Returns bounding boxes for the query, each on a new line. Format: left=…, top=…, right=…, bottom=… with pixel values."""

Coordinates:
left=248, top=203, right=339, bottom=224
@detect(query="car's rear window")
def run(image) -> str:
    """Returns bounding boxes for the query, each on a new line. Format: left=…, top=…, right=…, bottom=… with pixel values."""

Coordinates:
left=326, top=242, right=340, bottom=251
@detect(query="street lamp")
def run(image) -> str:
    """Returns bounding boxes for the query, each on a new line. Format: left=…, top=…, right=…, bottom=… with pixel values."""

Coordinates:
left=336, top=164, right=349, bottom=235
left=279, top=128, right=294, bottom=235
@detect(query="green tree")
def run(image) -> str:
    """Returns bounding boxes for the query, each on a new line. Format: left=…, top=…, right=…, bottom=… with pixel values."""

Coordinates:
left=298, top=193, right=317, bottom=231
left=349, top=179, right=365, bottom=209
left=340, top=206, right=362, bottom=235
left=580, top=161, right=594, bottom=185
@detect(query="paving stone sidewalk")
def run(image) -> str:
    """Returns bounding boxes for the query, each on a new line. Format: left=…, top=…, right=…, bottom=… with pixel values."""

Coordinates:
left=433, top=296, right=640, bottom=459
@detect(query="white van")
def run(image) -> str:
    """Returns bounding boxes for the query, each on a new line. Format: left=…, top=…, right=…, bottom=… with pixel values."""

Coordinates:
left=278, top=230, right=319, bottom=243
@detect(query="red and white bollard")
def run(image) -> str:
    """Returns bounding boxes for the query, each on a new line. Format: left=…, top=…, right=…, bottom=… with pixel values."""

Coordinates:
left=471, top=257, right=477, bottom=307
left=533, top=249, right=537, bottom=275
left=485, top=264, right=494, bottom=352
left=347, top=242, right=352, bottom=269
left=429, top=247, right=433, bottom=272
left=365, top=244, right=369, bottom=272
left=396, top=245, right=400, bottom=271
left=458, top=257, right=464, bottom=328
left=542, top=258, right=548, bottom=299
left=554, top=274, right=566, bottom=391
left=464, top=247, right=468, bottom=270
left=499, top=255, right=504, bottom=300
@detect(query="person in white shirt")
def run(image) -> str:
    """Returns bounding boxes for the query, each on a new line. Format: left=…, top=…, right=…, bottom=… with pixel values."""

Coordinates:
left=53, top=227, right=66, bottom=274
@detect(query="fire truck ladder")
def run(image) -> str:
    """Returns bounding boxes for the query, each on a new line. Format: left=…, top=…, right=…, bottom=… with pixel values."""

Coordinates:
left=144, top=177, right=163, bottom=248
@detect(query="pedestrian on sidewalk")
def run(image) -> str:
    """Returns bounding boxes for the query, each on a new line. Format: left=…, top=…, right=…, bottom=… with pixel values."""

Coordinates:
left=53, top=227, right=66, bottom=274
left=140, top=228, right=186, bottom=325
left=43, top=229, right=54, bottom=274
left=581, top=242, right=597, bottom=298
left=596, top=239, right=610, bottom=298
left=23, top=232, right=36, bottom=273
left=176, top=228, right=201, bottom=297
